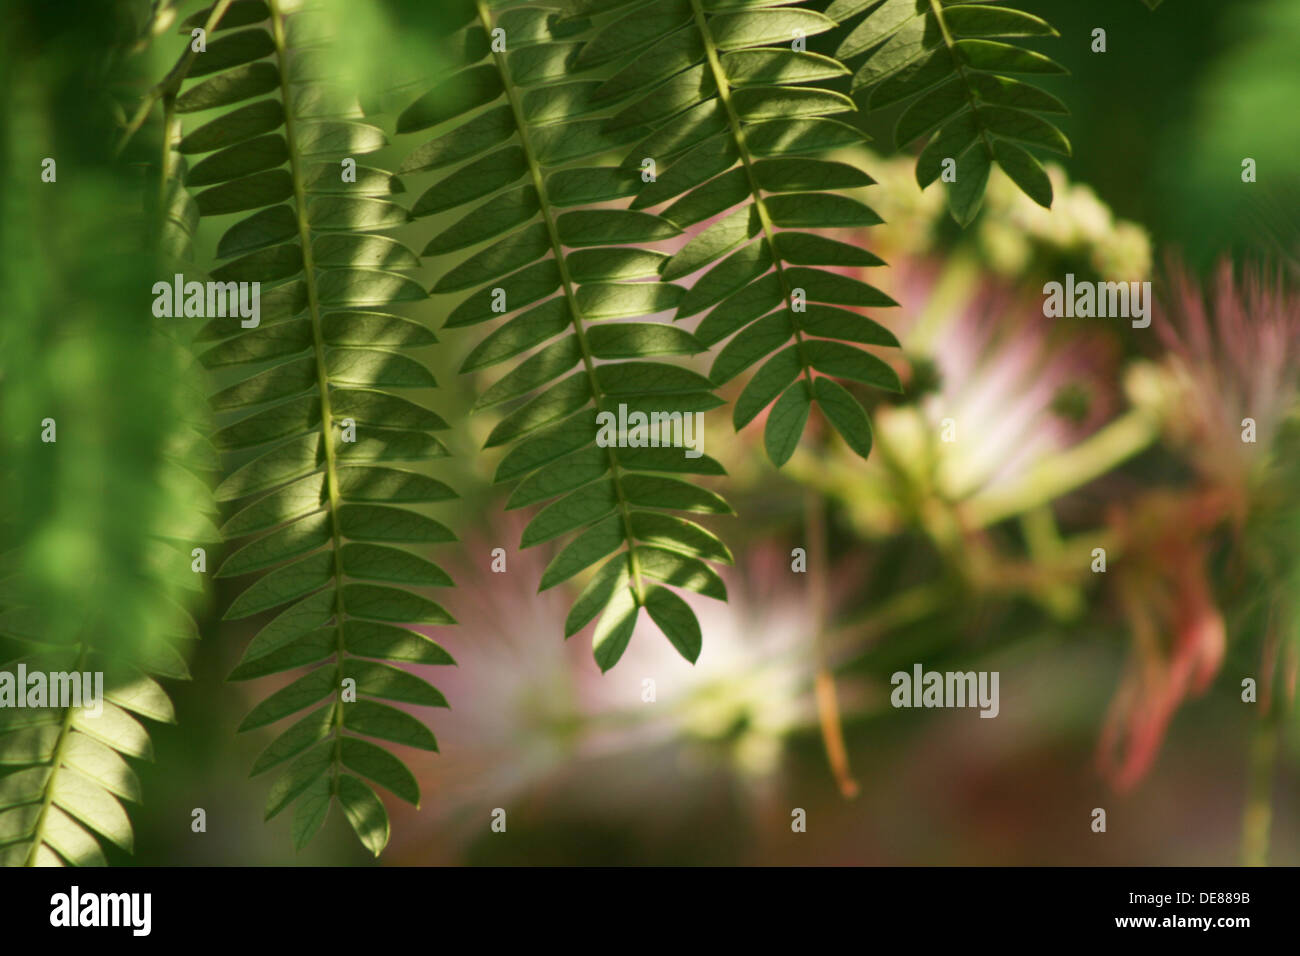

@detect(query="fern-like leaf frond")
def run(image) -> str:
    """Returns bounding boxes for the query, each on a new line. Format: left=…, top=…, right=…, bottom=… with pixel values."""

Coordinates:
left=583, top=0, right=901, bottom=464
left=832, top=0, right=1071, bottom=223
left=0, top=641, right=193, bottom=866
left=398, top=0, right=735, bottom=671
left=178, top=0, right=456, bottom=856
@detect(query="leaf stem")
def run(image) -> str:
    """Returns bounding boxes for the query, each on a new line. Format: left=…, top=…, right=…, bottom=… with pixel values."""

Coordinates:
left=687, top=0, right=816, bottom=396
left=268, top=0, right=348, bottom=777
left=114, top=0, right=237, bottom=156
left=926, top=0, right=996, bottom=161
left=476, top=0, right=647, bottom=604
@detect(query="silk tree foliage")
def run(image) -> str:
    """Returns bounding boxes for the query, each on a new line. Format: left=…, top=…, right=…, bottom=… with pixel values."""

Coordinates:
left=579, top=0, right=904, bottom=463
left=830, top=0, right=1071, bottom=224
left=0, top=642, right=191, bottom=867
left=5, top=0, right=1086, bottom=862
left=398, top=0, right=738, bottom=674
left=175, top=0, right=457, bottom=856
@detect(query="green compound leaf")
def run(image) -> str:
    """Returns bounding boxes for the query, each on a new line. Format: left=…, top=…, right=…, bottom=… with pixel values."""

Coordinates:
left=834, top=0, right=1071, bottom=220
left=599, top=0, right=899, bottom=465
left=0, top=660, right=187, bottom=866
left=397, top=0, right=735, bottom=669
left=179, top=0, right=455, bottom=857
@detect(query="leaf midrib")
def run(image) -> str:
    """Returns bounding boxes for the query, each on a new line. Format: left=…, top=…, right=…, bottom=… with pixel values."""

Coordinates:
left=927, top=0, right=996, bottom=161
left=686, top=0, right=817, bottom=396
left=476, top=0, right=648, bottom=604
left=269, top=0, right=346, bottom=776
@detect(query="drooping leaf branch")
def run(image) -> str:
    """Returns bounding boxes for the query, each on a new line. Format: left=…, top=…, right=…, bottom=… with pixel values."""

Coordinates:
left=397, top=0, right=736, bottom=671
left=830, top=0, right=1071, bottom=223
left=176, top=0, right=457, bottom=855
left=579, top=0, right=901, bottom=462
